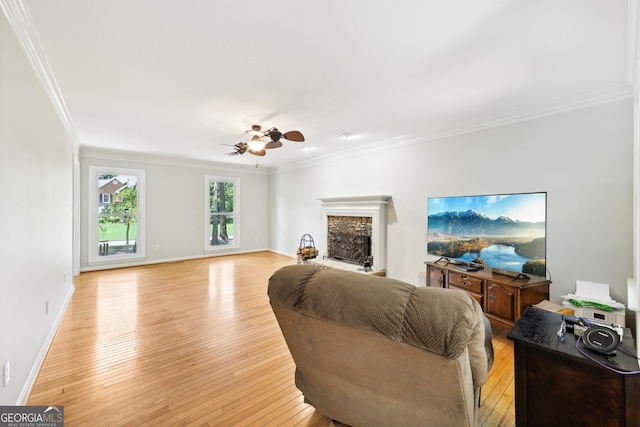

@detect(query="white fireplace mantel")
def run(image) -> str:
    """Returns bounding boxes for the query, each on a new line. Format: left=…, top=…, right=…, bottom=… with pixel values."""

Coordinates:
left=318, top=195, right=391, bottom=271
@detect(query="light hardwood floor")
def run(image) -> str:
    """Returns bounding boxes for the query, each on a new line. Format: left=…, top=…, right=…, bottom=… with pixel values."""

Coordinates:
left=28, top=252, right=515, bottom=426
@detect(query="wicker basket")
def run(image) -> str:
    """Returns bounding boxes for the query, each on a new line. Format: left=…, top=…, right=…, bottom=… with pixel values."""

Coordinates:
left=296, top=234, right=319, bottom=263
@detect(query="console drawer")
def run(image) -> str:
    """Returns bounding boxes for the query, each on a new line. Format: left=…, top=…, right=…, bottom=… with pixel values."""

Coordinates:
left=449, top=286, right=483, bottom=306
left=449, top=272, right=483, bottom=294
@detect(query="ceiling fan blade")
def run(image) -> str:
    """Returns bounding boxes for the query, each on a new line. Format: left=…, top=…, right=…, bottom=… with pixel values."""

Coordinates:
left=249, top=149, right=266, bottom=156
left=283, top=130, right=305, bottom=142
left=222, top=142, right=247, bottom=156
left=265, top=141, right=283, bottom=149
left=231, top=142, right=248, bottom=155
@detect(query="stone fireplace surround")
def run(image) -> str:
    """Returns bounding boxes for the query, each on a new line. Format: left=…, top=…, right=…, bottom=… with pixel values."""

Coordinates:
left=318, top=195, right=390, bottom=272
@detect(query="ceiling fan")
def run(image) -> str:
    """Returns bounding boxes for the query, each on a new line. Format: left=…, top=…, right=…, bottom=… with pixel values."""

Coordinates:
left=225, top=125, right=305, bottom=157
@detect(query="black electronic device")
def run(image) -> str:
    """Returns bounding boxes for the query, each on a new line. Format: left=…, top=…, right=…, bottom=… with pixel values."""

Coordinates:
left=455, top=263, right=481, bottom=272
left=582, top=325, right=620, bottom=355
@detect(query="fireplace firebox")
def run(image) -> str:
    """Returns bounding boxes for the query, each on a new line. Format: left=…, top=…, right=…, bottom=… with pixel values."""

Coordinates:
left=318, top=195, right=390, bottom=272
left=327, top=215, right=372, bottom=265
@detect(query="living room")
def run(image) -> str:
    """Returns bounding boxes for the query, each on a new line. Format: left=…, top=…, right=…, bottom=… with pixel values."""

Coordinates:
left=2, top=1, right=640, bottom=424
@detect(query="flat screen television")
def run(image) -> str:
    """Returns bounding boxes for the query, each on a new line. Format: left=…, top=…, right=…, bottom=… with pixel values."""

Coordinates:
left=427, top=192, right=547, bottom=278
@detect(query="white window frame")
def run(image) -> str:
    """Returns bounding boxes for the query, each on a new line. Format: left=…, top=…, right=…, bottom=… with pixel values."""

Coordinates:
left=89, top=166, right=146, bottom=264
left=204, top=175, right=239, bottom=252
left=100, top=194, right=111, bottom=204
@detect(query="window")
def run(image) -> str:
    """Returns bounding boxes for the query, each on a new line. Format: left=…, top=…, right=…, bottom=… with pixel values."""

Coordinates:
left=89, top=166, right=145, bottom=263
left=205, top=176, right=238, bottom=251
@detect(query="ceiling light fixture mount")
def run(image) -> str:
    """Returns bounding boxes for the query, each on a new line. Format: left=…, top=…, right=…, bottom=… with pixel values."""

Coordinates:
left=247, top=125, right=263, bottom=136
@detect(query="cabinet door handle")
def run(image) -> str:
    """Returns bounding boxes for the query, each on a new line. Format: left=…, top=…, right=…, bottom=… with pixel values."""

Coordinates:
left=489, top=292, right=496, bottom=304
left=457, top=277, right=471, bottom=287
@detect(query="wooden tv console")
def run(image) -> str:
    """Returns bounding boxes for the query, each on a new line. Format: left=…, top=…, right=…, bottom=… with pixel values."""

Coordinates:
left=425, top=261, right=551, bottom=330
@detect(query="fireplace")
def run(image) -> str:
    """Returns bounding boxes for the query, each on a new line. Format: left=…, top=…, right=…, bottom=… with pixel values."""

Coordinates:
left=327, top=215, right=372, bottom=264
left=318, top=195, right=390, bottom=272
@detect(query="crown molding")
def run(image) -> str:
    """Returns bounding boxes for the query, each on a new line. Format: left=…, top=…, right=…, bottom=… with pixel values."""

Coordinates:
left=0, top=0, right=79, bottom=153
left=271, top=83, right=633, bottom=175
left=79, top=147, right=268, bottom=175
left=411, top=84, right=633, bottom=143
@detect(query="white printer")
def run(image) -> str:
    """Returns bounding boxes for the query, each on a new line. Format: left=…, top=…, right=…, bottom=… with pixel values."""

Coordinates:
left=562, top=280, right=626, bottom=327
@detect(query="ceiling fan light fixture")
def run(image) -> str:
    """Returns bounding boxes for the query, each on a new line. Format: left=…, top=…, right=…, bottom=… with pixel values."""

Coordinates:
left=248, top=135, right=266, bottom=151
left=224, top=125, right=304, bottom=158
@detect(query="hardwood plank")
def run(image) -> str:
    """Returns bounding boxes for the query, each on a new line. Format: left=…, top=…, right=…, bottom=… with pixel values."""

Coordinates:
left=27, top=252, right=515, bottom=426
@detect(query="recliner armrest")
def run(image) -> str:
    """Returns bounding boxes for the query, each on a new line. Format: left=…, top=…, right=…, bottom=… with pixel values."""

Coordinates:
left=468, top=301, right=494, bottom=387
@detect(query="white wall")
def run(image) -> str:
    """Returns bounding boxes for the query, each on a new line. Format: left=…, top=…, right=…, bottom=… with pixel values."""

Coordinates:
left=79, top=152, right=270, bottom=270
left=0, top=14, right=75, bottom=404
left=268, top=100, right=634, bottom=309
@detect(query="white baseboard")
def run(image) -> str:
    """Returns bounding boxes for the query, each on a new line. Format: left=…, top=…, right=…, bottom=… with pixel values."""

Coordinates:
left=16, top=284, right=75, bottom=405
left=268, top=249, right=297, bottom=259
left=79, top=248, right=273, bottom=272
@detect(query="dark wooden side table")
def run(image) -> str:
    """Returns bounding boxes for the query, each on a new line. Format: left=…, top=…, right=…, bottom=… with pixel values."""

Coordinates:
left=507, top=307, right=640, bottom=426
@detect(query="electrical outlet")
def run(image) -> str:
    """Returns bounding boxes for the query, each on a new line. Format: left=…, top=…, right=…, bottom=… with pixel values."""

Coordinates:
left=154, top=244, right=160, bottom=251
left=3, top=361, right=9, bottom=387
left=46, top=300, right=49, bottom=315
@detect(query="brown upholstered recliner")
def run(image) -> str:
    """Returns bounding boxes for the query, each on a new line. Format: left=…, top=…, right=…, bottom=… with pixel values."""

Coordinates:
left=268, top=264, right=494, bottom=427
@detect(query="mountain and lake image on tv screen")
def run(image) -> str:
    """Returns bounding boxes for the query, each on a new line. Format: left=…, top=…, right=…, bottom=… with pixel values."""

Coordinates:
left=427, top=192, right=547, bottom=277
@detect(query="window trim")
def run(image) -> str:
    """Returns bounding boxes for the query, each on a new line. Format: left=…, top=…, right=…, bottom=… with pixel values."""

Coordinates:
left=204, top=175, right=239, bottom=252
left=89, top=166, right=146, bottom=264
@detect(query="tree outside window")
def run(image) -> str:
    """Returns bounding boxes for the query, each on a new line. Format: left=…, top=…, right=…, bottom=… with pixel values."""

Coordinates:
left=206, top=176, right=238, bottom=250
left=98, top=174, right=139, bottom=255
left=89, top=166, right=145, bottom=263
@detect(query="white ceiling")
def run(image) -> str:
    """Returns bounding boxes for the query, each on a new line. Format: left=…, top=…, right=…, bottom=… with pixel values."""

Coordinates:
left=18, top=0, right=634, bottom=169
